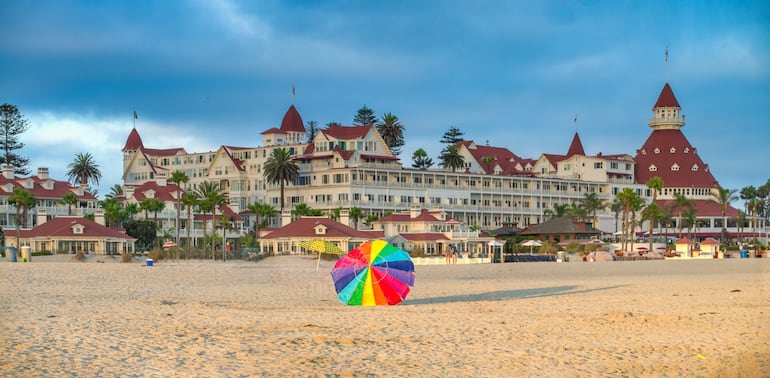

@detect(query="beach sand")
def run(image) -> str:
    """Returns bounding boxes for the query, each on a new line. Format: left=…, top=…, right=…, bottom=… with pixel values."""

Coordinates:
left=1, top=255, right=768, bottom=377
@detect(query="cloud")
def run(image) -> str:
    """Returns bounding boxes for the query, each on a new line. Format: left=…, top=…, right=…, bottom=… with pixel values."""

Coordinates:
left=24, top=111, right=214, bottom=195
left=195, top=0, right=270, bottom=39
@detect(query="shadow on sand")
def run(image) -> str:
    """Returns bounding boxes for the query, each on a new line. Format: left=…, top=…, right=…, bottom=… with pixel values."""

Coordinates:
left=405, top=285, right=626, bottom=305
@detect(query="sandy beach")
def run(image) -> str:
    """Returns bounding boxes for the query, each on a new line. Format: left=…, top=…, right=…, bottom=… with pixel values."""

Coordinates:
left=1, top=255, right=768, bottom=377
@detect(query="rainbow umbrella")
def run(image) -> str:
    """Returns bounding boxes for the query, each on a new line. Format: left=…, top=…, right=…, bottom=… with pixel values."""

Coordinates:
left=330, top=240, right=415, bottom=306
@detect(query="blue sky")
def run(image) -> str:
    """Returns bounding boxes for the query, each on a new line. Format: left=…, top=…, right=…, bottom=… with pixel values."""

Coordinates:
left=1, top=0, right=768, bottom=196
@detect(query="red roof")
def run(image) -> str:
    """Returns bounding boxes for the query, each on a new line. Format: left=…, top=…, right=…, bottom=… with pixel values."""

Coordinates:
left=655, top=199, right=739, bottom=218
left=700, top=237, right=719, bottom=245
left=566, top=132, right=585, bottom=157
left=142, top=148, right=186, bottom=157
left=219, top=204, right=243, bottom=222
left=21, top=217, right=135, bottom=240
left=124, top=181, right=182, bottom=202
left=654, top=83, right=680, bottom=108
left=398, top=233, right=450, bottom=242
left=375, top=209, right=459, bottom=224
left=279, top=105, right=305, bottom=133
left=260, top=127, right=285, bottom=135
left=123, top=128, right=144, bottom=151
left=0, top=174, right=96, bottom=201
left=323, top=125, right=371, bottom=140
left=634, top=129, right=718, bottom=188
left=261, top=217, right=375, bottom=239
left=457, top=141, right=527, bottom=175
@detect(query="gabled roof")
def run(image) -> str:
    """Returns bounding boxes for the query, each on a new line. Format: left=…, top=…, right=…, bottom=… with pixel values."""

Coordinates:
left=124, top=181, right=182, bottom=202
left=634, top=129, right=718, bottom=188
left=655, top=199, right=739, bottom=218
left=123, top=128, right=144, bottom=151
left=323, top=125, right=371, bottom=140
left=0, top=173, right=96, bottom=201
left=519, top=218, right=599, bottom=236
left=260, top=127, right=285, bottom=135
left=142, top=148, right=186, bottom=157
left=566, top=132, right=585, bottom=157
left=219, top=204, right=243, bottom=222
left=654, top=83, right=681, bottom=108
left=375, top=209, right=460, bottom=224
left=21, top=217, right=135, bottom=240
left=261, top=217, right=376, bottom=239
left=457, top=140, right=529, bottom=175
left=398, top=233, right=450, bottom=242
left=279, top=105, right=305, bottom=133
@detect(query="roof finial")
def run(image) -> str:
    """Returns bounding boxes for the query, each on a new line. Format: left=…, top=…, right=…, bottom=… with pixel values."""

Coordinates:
left=133, top=108, right=138, bottom=129
left=292, top=84, right=296, bottom=104
left=666, top=46, right=668, bottom=83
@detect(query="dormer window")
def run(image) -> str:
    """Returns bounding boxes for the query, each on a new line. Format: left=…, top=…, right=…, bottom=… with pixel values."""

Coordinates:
left=669, top=147, right=676, bottom=153
left=671, top=163, right=680, bottom=171
left=641, top=149, right=647, bottom=155
left=72, top=225, right=84, bottom=234
left=684, top=147, right=689, bottom=153
left=648, top=165, right=657, bottom=172
left=691, top=164, right=699, bottom=171
left=654, top=148, right=660, bottom=154
left=314, top=224, right=327, bottom=235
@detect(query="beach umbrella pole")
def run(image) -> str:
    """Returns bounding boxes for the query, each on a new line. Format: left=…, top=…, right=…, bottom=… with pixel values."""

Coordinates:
left=316, top=252, right=321, bottom=272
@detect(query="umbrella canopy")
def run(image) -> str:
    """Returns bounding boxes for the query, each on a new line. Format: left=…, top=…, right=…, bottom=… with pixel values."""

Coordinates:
left=300, top=239, right=343, bottom=271
left=330, top=240, right=415, bottom=306
left=300, top=239, right=342, bottom=255
left=162, top=241, right=177, bottom=249
left=520, top=240, right=542, bottom=247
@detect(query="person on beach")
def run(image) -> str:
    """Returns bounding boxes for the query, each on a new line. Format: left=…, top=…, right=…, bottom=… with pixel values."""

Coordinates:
left=451, top=245, right=458, bottom=264
left=444, top=244, right=452, bottom=264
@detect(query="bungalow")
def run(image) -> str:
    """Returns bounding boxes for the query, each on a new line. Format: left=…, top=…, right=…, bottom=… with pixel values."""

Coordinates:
left=518, top=218, right=601, bottom=244
left=10, top=211, right=136, bottom=255
left=259, top=216, right=382, bottom=255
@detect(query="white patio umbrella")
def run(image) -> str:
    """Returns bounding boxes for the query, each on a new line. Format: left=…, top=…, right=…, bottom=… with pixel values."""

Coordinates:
left=520, top=239, right=542, bottom=254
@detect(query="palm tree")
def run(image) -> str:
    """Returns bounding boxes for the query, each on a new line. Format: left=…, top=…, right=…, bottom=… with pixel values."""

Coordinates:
left=292, top=203, right=314, bottom=218
left=672, top=192, right=692, bottom=238
left=440, top=145, right=464, bottom=172
left=712, top=186, right=738, bottom=243
left=197, top=183, right=226, bottom=260
left=376, top=112, right=405, bottom=156
left=60, top=191, right=79, bottom=216
left=168, top=170, right=190, bottom=261
left=106, top=184, right=123, bottom=198
left=645, top=176, right=664, bottom=252
left=544, top=203, right=570, bottom=219
left=329, top=206, right=343, bottom=221
left=581, top=192, right=606, bottom=229
left=9, top=187, right=35, bottom=247
left=124, top=203, right=139, bottom=221
left=263, top=147, right=299, bottom=211
left=642, top=204, right=664, bottom=252
left=66, top=152, right=102, bottom=188
left=349, top=207, right=363, bottom=230
left=610, top=198, right=623, bottom=234
left=739, top=186, right=757, bottom=235
left=616, top=188, right=637, bottom=252
left=100, top=197, right=122, bottom=228
left=180, top=192, right=199, bottom=259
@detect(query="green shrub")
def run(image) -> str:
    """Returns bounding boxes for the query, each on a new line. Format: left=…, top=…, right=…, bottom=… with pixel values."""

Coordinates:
left=121, top=252, right=133, bottom=263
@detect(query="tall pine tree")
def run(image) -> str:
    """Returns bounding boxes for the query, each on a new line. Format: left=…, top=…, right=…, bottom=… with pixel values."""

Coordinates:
left=353, top=105, right=377, bottom=125
left=0, top=104, right=31, bottom=175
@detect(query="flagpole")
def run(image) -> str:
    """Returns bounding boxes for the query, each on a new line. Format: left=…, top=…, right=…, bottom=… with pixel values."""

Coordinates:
left=665, top=46, right=669, bottom=83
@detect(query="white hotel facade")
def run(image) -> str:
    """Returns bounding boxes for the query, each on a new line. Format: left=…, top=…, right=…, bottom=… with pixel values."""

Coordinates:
left=119, top=82, right=749, bottom=242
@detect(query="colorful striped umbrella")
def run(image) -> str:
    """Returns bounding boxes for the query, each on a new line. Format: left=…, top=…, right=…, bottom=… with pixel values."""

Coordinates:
left=330, top=240, right=415, bottom=306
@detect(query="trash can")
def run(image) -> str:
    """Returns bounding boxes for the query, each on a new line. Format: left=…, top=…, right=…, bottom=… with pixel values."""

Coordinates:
left=146, top=258, right=154, bottom=266
left=5, top=246, right=17, bottom=262
left=20, top=246, right=31, bottom=262
left=740, top=250, right=748, bottom=259
left=556, top=251, right=566, bottom=263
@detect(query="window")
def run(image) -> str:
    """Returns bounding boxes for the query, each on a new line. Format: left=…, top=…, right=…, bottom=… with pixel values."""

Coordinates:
left=649, top=165, right=657, bottom=172
left=671, top=164, right=680, bottom=171
left=594, top=162, right=603, bottom=169
left=669, top=147, right=676, bottom=153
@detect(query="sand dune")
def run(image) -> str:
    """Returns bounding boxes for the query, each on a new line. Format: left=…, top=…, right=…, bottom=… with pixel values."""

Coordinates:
left=1, top=256, right=768, bottom=377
